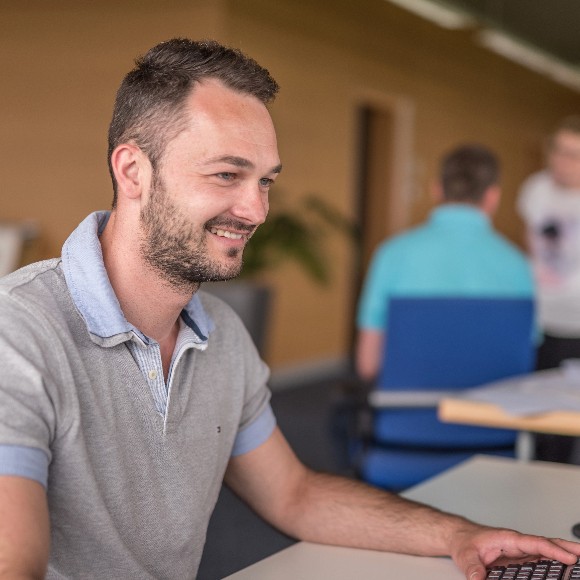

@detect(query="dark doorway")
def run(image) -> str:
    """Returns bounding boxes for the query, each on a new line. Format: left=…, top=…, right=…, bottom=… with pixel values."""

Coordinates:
left=349, top=103, right=410, bottom=351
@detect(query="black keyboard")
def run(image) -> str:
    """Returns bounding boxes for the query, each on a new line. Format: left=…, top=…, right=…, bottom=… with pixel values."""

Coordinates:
left=486, top=560, right=580, bottom=579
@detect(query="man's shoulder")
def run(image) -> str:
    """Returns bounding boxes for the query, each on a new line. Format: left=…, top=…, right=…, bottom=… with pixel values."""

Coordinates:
left=518, top=170, right=556, bottom=204
left=0, top=258, right=63, bottom=297
left=0, top=258, right=71, bottom=324
left=196, top=287, right=266, bottom=367
left=196, top=287, right=251, bottom=335
left=375, top=221, right=430, bottom=255
left=487, top=229, right=531, bottom=269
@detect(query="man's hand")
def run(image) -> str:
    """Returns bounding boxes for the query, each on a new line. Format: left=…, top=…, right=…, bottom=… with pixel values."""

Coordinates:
left=225, top=427, right=580, bottom=580
left=450, top=523, right=580, bottom=580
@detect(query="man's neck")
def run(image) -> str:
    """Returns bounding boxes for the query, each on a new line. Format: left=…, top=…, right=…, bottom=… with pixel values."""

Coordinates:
left=99, top=211, right=195, bottom=344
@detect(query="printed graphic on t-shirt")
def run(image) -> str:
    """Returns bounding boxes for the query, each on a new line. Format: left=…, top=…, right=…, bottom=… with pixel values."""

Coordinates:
left=530, top=215, right=580, bottom=286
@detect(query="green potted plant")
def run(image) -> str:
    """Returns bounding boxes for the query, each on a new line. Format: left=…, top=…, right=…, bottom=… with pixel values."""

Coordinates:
left=203, top=192, right=357, bottom=354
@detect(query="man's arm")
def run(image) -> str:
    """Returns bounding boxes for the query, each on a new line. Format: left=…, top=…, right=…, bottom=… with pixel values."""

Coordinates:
left=0, top=476, right=49, bottom=579
left=355, top=329, right=384, bottom=381
left=225, top=427, right=580, bottom=580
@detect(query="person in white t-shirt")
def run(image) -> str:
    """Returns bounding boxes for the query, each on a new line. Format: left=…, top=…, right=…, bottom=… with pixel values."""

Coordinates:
left=517, top=115, right=580, bottom=462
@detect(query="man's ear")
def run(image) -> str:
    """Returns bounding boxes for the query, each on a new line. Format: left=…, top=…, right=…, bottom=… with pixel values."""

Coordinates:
left=110, top=143, right=152, bottom=202
left=430, top=181, right=444, bottom=204
left=482, top=185, right=501, bottom=216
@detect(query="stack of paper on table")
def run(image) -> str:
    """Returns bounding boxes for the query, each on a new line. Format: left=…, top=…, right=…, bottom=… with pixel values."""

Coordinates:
left=461, top=360, right=580, bottom=416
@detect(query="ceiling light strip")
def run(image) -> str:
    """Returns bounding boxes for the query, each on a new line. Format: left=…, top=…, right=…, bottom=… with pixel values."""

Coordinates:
left=477, top=29, right=580, bottom=93
left=385, top=0, right=475, bottom=30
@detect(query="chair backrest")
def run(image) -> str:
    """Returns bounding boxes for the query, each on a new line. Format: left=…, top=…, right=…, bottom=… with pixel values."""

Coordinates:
left=378, top=297, right=535, bottom=391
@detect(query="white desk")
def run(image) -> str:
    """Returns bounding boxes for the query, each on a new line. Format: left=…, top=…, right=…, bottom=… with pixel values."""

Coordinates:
left=224, top=456, right=580, bottom=579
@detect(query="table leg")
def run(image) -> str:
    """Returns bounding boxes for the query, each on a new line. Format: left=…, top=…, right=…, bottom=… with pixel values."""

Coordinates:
left=516, top=431, right=535, bottom=461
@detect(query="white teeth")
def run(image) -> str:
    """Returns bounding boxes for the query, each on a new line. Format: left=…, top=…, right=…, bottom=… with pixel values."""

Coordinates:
left=210, top=227, right=243, bottom=240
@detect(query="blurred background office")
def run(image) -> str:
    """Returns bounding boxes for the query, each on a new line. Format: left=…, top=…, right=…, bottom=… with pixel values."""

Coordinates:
left=3, top=0, right=580, bottom=387
left=3, top=1, right=580, bottom=578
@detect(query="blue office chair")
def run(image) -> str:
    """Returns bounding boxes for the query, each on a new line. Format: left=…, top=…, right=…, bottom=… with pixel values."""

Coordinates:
left=358, top=296, right=535, bottom=491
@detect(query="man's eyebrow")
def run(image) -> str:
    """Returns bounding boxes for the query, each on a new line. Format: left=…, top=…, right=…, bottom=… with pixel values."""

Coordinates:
left=206, top=155, right=253, bottom=168
left=205, top=155, right=283, bottom=174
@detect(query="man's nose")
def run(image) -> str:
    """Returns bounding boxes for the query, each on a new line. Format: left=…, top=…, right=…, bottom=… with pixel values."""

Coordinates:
left=232, top=183, right=269, bottom=225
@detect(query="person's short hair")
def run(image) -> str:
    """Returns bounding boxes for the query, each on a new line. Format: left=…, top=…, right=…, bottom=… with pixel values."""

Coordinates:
left=107, top=38, right=279, bottom=207
left=440, top=144, right=499, bottom=204
left=553, top=115, right=580, bottom=137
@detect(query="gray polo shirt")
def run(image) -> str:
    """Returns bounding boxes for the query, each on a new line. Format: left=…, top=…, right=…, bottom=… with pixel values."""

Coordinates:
left=0, top=211, right=276, bottom=578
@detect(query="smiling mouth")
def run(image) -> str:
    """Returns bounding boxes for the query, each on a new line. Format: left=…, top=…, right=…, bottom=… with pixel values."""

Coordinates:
left=208, top=227, right=246, bottom=240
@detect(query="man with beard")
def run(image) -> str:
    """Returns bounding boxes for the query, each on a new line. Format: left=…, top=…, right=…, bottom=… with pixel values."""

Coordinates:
left=0, top=38, right=578, bottom=580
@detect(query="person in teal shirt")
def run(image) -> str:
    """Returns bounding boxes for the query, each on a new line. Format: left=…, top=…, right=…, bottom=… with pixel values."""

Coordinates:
left=356, top=144, right=535, bottom=380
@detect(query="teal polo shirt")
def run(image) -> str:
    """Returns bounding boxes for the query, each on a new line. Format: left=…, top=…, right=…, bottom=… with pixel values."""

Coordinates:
left=357, top=204, right=535, bottom=330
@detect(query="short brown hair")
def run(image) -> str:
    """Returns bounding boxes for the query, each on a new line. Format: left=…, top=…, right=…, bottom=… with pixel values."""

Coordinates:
left=554, top=115, right=580, bottom=136
left=440, top=144, right=499, bottom=204
left=107, top=38, right=279, bottom=207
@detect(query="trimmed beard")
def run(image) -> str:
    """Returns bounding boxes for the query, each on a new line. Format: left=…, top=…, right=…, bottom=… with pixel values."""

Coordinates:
left=139, top=175, right=252, bottom=291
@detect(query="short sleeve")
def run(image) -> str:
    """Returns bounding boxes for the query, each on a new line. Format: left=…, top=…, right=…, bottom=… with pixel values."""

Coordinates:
left=516, top=179, right=532, bottom=221
left=0, top=445, right=49, bottom=486
left=516, top=172, right=545, bottom=224
left=357, top=243, right=393, bottom=330
left=234, top=342, right=277, bottom=457
left=231, top=404, right=276, bottom=456
left=0, top=294, right=57, bottom=466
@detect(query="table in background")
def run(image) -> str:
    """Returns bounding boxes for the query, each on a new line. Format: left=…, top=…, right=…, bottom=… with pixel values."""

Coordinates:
left=439, top=396, right=580, bottom=459
left=224, top=456, right=580, bottom=579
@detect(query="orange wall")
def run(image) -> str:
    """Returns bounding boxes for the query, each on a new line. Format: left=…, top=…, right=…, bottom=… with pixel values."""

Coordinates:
left=226, top=0, right=580, bottom=370
left=2, top=0, right=580, bottom=372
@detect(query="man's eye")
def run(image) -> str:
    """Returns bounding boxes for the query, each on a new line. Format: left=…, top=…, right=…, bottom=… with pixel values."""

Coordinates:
left=259, top=177, right=274, bottom=187
left=217, top=172, right=236, bottom=181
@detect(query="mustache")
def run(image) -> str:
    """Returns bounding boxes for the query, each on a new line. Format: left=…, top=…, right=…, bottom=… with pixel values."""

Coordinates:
left=204, top=217, right=257, bottom=234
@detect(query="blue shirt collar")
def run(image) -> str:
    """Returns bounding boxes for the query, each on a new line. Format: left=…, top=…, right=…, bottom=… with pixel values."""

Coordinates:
left=430, top=204, right=490, bottom=228
left=61, top=211, right=214, bottom=345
